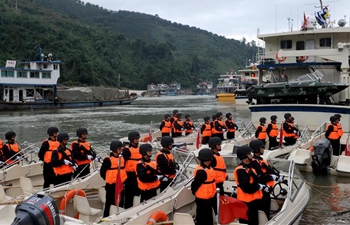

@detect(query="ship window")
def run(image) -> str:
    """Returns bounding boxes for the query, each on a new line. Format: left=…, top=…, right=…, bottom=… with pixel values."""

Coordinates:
left=280, top=40, right=292, bottom=49
left=17, top=71, right=27, bottom=78
left=1, top=70, right=14, bottom=77
left=43, top=64, right=48, bottom=69
left=53, top=64, right=58, bottom=70
left=26, top=89, right=35, bottom=97
left=296, top=41, right=305, bottom=50
left=42, top=72, right=51, bottom=79
left=30, top=72, right=40, bottom=78
left=320, top=38, right=331, bottom=47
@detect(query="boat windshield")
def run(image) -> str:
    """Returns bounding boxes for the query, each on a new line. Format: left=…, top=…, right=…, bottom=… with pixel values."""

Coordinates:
left=171, top=150, right=198, bottom=191
left=292, top=70, right=323, bottom=83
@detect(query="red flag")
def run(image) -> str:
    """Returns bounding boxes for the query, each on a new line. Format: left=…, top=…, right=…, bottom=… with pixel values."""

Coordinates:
left=279, top=122, right=284, bottom=146
left=345, top=135, right=350, bottom=156
left=115, top=170, right=123, bottom=205
left=196, top=126, right=201, bottom=149
left=219, top=196, right=248, bottom=224
left=149, top=121, right=153, bottom=142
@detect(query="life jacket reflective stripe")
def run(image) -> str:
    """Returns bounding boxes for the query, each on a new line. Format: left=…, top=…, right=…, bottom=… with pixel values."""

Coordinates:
left=125, top=146, right=142, bottom=172
left=226, top=119, right=236, bottom=132
left=155, top=151, right=175, bottom=179
left=326, top=124, right=340, bottom=140
left=194, top=165, right=216, bottom=199
left=283, top=122, right=296, bottom=137
left=105, top=156, right=127, bottom=184
left=212, top=120, right=225, bottom=134
left=5, top=143, right=21, bottom=165
left=254, top=158, right=274, bottom=187
left=202, top=124, right=212, bottom=137
left=213, top=154, right=227, bottom=183
left=184, top=121, right=194, bottom=134
left=53, top=149, right=74, bottom=176
left=174, top=120, right=184, bottom=134
left=70, top=140, right=92, bottom=165
left=337, top=123, right=343, bottom=137
left=136, top=161, right=160, bottom=190
left=268, top=123, right=279, bottom=137
left=43, top=140, right=60, bottom=163
left=257, top=125, right=267, bottom=140
left=234, top=165, right=263, bottom=203
left=161, top=120, right=171, bottom=133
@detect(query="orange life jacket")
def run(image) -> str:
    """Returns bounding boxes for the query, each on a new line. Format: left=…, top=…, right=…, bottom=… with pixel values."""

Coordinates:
left=210, top=119, right=216, bottom=134
left=226, top=119, right=236, bottom=132
left=234, top=165, right=263, bottom=203
left=194, top=165, right=216, bottom=199
left=202, top=124, right=212, bottom=137
left=136, top=161, right=160, bottom=190
left=0, top=139, right=4, bottom=161
left=283, top=122, right=296, bottom=138
left=257, top=125, right=267, bottom=140
left=173, top=120, right=184, bottom=134
left=326, top=123, right=340, bottom=140
left=71, top=140, right=92, bottom=166
left=161, top=120, right=171, bottom=133
left=125, top=146, right=142, bottom=172
left=53, top=148, right=74, bottom=176
left=155, top=151, right=175, bottom=179
left=213, top=154, right=227, bottom=183
left=105, top=155, right=127, bottom=184
left=268, top=123, right=279, bottom=138
left=5, top=143, right=21, bottom=165
left=254, top=158, right=274, bottom=187
left=171, top=117, right=178, bottom=131
left=212, top=120, right=225, bottom=134
left=184, top=120, right=194, bottom=134
left=337, top=123, right=343, bottom=137
left=43, top=140, right=60, bottom=163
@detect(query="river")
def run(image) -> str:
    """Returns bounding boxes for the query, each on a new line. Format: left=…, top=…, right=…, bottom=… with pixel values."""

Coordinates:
left=0, top=95, right=349, bottom=224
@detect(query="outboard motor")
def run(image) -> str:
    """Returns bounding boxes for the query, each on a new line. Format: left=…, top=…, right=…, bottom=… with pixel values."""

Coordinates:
left=12, top=194, right=59, bottom=225
left=311, top=139, right=331, bottom=175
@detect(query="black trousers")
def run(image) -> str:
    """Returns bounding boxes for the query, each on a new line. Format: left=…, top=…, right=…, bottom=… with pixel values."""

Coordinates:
left=330, top=139, right=340, bottom=156
left=284, top=137, right=296, bottom=146
left=202, top=136, right=210, bottom=145
left=140, top=187, right=158, bottom=202
left=104, top=183, right=125, bottom=217
left=268, top=137, right=278, bottom=150
left=124, top=172, right=140, bottom=209
left=54, top=173, right=72, bottom=186
left=43, top=163, right=54, bottom=189
left=262, top=191, right=271, bottom=219
left=227, top=131, right=235, bottom=139
left=239, top=199, right=263, bottom=225
left=212, top=133, right=224, bottom=140
left=195, top=197, right=217, bottom=225
left=258, top=139, right=266, bottom=146
left=162, top=133, right=170, bottom=137
left=159, top=179, right=173, bottom=192
left=74, top=164, right=90, bottom=178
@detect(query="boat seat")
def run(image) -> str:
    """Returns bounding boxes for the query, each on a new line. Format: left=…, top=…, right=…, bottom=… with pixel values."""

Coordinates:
left=258, top=210, right=268, bottom=225
left=336, top=156, right=350, bottom=173
left=73, top=195, right=102, bottom=223
left=98, top=187, right=106, bottom=204
left=19, top=177, right=38, bottom=195
left=270, top=199, right=280, bottom=217
left=288, top=149, right=311, bottom=165
left=0, top=185, right=11, bottom=202
left=173, top=212, right=195, bottom=225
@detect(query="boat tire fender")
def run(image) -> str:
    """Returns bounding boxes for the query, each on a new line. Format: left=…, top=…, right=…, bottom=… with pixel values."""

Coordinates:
left=147, top=210, right=169, bottom=224
left=284, top=84, right=291, bottom=91
left=59, top=189, right=86, bottom=219
left=249, top=86, right=255, bottom=92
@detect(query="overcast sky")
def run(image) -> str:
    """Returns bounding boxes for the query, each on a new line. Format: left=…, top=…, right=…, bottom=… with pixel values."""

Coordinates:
left=86, top=0, right=350, bottom=44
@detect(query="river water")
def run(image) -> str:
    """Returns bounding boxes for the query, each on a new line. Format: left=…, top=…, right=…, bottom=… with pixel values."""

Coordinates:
left=0, top=95, right=349, bottom=224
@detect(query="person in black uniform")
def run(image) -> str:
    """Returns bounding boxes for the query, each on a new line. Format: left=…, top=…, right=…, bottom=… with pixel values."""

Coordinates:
left=225, top=113, right=238, bottom=139
left=326, top=116, right=341, bottom=156
left=170, top=110, right=179, bottom=137
left=266, top=115, right=279, bottom=149
left=201, top=116, right=212, bottom=144
left=283, top=113, right=299, bottom=146
left=255, top=117, right=267, bottom=146
left=159, top=114, right=171, bottom=137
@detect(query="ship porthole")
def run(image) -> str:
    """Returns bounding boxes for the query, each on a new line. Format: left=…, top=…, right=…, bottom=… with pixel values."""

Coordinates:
left=284, top=84, right=291, bottom=90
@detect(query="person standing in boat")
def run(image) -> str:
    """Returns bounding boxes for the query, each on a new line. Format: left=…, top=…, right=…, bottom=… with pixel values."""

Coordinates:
left=155, top=136, right=177, bottom=192
left=100, top=140, right=127, bottom=217
left=136, top=144, right=161, bottom=202
left=159, top=114, right=171, bottom=137
left=71, top=128, right=96, bottom=178
left=51, top=133, right=75, bottom=185
left=326, top=116, right=341, bottom=156
left=170, top=109, right=178, bottom=137
left=172, top=113, right=184, bottom=137
left=234, top=145, right=264, bottom=225
left=266, top=115, right=279, bottom=149
left=208, top=137, right=227, bottom=195
left=225, top=112, right=238, bottom=139
left=212, top=112, right=227, bottom=140
left=283, top=113, right=299, bottom=146
left=0, top=138, right=4, bottom=165
left=2, top=131, right=23, bottom=166
left=123, top=131, right=142, bottom=208
left=334, top=114, right=343, bottom=154
left=38, top=127, right=60, bottom=189
left=255, top=117, right=267, bottom=146
left=201, top=116, right=212, bottom=144
left=210, top=114, right=217, bottom=138
left=183, top=114, right=195, bottom=135
left=191, top=148, right=216, bottom=225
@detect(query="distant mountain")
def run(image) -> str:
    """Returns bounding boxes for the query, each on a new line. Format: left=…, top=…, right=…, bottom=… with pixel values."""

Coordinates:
left=0, top=0, right=260, bottom=89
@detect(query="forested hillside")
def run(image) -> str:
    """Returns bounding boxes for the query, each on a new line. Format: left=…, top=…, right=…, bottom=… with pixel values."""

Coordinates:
left=0, top=0, right=259, bottom=89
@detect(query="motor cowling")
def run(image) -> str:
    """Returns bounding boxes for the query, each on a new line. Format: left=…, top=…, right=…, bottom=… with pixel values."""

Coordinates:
left=12, top=194, right=60, bottom=225
left=311, top=139, right=331, bottom=176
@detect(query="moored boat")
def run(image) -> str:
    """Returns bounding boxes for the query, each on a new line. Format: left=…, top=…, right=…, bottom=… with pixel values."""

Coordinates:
left=196, top=81, right=213, bottom=95
left=216, top=71, right=237, bottom=101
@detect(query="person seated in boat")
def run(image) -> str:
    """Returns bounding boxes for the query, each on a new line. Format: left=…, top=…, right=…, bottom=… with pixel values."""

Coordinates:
left=156, top=136, right=178, bottom=192
left=208, top=137, right=227, bottom=195
left=266, top=115, right=279, bottom=149
left=326, top=116, right=341, bottom=156
left=283, top=113, right=299, bottom=146
left=191, top=148, right=216, bottom=225
left=172, top=113, right=184, bottom=137
left=183, top=114, right=195, bottom=135
left=2, top=131, right=23, bottom=166
left=234, top=145, right=264, bottom=225
left=249, top=140, right=283, bottom=219
left=334, top=114, right=344, bottom=154
left=122, top=131, right=142, bottom=208
left=71, top=128, right=96, bottom=178
left=51, top=133, right=75, bottom=185
left=170, top=109, right=178, bottom=137
left=38, top=127, right=59, bottom=189
left=279, top=73, right=288, bottom=82
left=159, top=114, right=171, bottom=137
left=100, top=140, right=127, bottom=217
left=212, top=112, right=227, bottom=140
left=136, top=144, right=162, bottom=202
left=225, top=112, right=238, bottom=139
left=201, top=116, right=212, bottom=144
left=255, top=117, right=267, bottom=146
